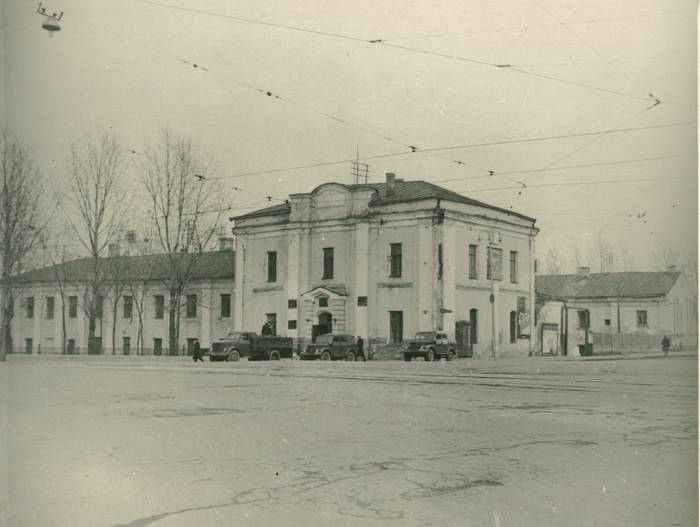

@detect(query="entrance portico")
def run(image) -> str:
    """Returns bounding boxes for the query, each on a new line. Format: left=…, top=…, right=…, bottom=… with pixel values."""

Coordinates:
left=300, top=285, right=348, bottom=342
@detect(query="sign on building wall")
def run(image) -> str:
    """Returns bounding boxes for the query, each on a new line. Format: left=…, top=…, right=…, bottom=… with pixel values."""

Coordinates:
left=517, top=296, right=530, bottom=337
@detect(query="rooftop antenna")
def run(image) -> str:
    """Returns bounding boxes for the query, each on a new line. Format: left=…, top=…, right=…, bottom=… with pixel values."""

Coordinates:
left=36, top=3, right=64, bottom=37
left=350, top=145, right=369, bottom=184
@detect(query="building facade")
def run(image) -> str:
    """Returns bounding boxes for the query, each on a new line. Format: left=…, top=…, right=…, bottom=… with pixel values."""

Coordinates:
left=535, top=267, right=697, bottom=355
left=232, top=174, right=539, bottom=356
left=11, top=250, right=235, bottom=355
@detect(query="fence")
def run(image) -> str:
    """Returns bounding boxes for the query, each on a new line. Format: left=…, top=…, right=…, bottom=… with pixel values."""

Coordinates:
left=591, top=332, right=698, bottom=355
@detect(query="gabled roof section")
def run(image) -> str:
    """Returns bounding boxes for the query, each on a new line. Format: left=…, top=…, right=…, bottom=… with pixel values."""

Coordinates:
left=232, top=179, right=535, bottom=222
left=536, top=271, right=681, bottom=300
left=14, top=250, right=235, bottom=283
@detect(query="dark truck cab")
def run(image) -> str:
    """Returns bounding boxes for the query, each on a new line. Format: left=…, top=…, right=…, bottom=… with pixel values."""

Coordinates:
left=403, top=331, right=457, bottom=362
left=209, top=332, right=293, bottom=361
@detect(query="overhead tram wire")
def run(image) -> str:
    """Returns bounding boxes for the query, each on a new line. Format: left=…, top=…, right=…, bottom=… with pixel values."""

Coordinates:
left=206, top=120, right=694, bottom=181
left=74, top=15, right=491, bottom=178
left=127, top=0, right=658, bottom=104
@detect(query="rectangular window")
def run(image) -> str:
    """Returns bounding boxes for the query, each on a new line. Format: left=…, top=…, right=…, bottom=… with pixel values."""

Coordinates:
left=46, top=297, right=55, bottom=320
left=123, top=336, right=131, bottom=355
left=318, top=297, right=328, bottom=308
left=153, top=338, right=162, bottom=356
left=389, top=311, right=403, bottom=344
left=604, top=318, right=611, bottom=326
left=25, top=338, right=33, bottom=354
left=186, top=294, right=197, bottom=318
left=636, top=310, right=648, bottom=327
left=220, top=294, right=231, bottom=318
left=288, top=299, right=297, bottom=309
left=267, top=251, right=277, bottom=282
left=67, top=339, right=76, bottom=355
left=437, top=244, right=443, bottom=280
left=468, top=245, right=478, bottom=280
left=357, top=296, right=368, bottom=307
left=123, top=296, right=133, bottom=319
left=26, top=297, right=34, bottom=319
left=389, top=243, right=402, bottom=277
left=68, top=296, right=78, bottom=318
left=577, top=310, right=589, bottom=330
left=288, top=319, right=297, bottom=330
left=322, top=247, right=334, bottom=280
left=187, top=338, right=196, bottom=356
left=510, top=251, right=518, bottom=283
left=96, top=296, right=104, bottom=319
left=487, top=248, right=503, bottom=281
left=266, top=313, right=277, bottom=336
left=154, top=295, right=165, bottom=319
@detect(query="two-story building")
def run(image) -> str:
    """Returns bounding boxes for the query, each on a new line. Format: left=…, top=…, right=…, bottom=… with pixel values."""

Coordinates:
left=232, top=173, right=539, bottom=357
left=11, top=249, right=235, bottom=355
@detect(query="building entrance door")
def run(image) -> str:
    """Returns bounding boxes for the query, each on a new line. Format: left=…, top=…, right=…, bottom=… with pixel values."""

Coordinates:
left=316, top=312, right=332, bottom=338
left=455, top=321, right=472, bottom=357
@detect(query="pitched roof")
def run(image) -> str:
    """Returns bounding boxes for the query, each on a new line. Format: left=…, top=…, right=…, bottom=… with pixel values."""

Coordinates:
left=14, top=250, right=235, bottom=283
left=233, top=180, right=535, bottom=222
left=536, top=271, right=681, bottom=300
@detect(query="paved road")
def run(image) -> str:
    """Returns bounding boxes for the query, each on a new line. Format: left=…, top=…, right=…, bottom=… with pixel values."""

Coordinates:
left=1, top=355, right=697, bottom=527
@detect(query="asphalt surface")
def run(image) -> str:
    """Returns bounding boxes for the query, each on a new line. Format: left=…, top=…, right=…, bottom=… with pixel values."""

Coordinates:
left=1, top=354, right=697, bottom=527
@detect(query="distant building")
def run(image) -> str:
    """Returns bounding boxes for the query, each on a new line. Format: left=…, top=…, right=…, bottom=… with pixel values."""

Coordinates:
left=232, top=173, right=539, bottom=356
left=535, top=267, right=697, bottom=355
left=10, top=250, right=235, bottom=355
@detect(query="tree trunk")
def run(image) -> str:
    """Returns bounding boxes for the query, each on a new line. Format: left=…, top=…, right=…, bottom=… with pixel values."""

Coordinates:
left=61, top=300, right=66, bottom=355
left=168, top=291, right=179, bottom=355
left=88, top=315, right=96, bottom=355
left=111, top=299, right=118, bottom=355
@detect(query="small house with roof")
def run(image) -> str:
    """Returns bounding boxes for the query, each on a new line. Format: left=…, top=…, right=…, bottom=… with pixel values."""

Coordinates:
left=231, top=173, right=539, bottom=357
left=535, top=266, right=697, bottom=356
left=11, top=249, right=235, bottom=355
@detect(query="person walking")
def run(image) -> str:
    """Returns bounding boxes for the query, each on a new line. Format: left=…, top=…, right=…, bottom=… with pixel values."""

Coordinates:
left=192, top=338, right=204, bottom=362
left=356, top=336, right=365, bottom=361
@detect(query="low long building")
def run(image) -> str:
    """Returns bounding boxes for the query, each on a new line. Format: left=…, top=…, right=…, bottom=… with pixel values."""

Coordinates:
left=10, top=249, right=235, bottom=355
left=232, top=173, right=539, bottom=357
left=535, top=267, right=697, bottom=355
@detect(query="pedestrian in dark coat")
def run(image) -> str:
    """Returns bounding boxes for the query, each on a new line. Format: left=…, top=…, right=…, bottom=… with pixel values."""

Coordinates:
left=356, top=336, right=365, bottom=361
left=192, top=338, right=204, bottom=362
left=261, top=322, right=273, bottom=336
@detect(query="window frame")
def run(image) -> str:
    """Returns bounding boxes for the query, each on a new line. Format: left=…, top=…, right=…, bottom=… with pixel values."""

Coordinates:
left=636, top=310, right=648, bottom=327
left=267, top=251, right=277, bottom=283
left=123, top=295, right=133, bottom=319
left=220, top=294, right=231, bottom=318
left=68, top=296, right=78, bottom=319
left=468, top=245, right=478, bottom=280
left=154, top=295, right=165, bottom=320
left=45, top=296, right=55, bottom=320
left=26, top=297, right=34, bottom=319
left=186, top=294, right=198, bottom=319
left=510, top=250, right=518, bottom=284
left=389, top=243, right=402, bottom=278
left=322, top=247, right=334, bottom=280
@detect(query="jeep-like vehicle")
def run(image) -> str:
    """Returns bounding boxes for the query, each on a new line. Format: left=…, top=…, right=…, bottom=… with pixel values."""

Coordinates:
left=402, top=331, right=457, bottom=362
left=300, top=333, right=359, bottom=361
left=209, top=332, right=293, bottom=361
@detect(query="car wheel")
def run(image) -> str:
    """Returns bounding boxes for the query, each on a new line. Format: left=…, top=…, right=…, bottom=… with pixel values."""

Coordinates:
left=447, top=350, right=456, bottom=361
left=228, top=349, right=240, bottom=362
left=426, top=348, right=435, bottom=362
left=320, top=350, right=331, bottom=361
left=269, top=350, right=281, bottom=361
left=403, top=354, right=411, bottom=362
left=345, top=351, right=355, bottom=361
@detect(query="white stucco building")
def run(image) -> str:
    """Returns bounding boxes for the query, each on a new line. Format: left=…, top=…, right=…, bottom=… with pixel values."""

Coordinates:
left=11, top=250, right=235, bottom=355
left=232, top=174, right=539, bottom=356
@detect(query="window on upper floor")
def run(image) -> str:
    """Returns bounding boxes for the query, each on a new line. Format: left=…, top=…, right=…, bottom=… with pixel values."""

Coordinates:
left=26, top=297, right=34, bottom=319
left=154, top=295, right=164, bottom=320
left=637, top=310, right=648, bottom=327
left=186, top=294, right=197, bottom=318
left=69, top=296, right=78, bottom=318
left=389, top=243, right=402, bottom=278
left=123, top=296, right=133, bottom=319
left=220, top=294, right=231, bottom=318
left=323, top=247, right=334, bottom=280
left=510, top=251, right=518, bottom=284
left=468, top=245, right=478, bottom=280
left=267, top=251, right=277, bottom=282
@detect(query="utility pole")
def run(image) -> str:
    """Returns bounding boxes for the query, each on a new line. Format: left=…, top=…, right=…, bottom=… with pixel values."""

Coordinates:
left=482, top=230, right=500, bottom=360
left=350, top=145, right=369, bottom=184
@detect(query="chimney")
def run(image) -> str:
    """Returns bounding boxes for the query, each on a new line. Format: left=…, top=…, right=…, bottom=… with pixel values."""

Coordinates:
left=577, top=266, right=590, bottom=277
left=667, top=264, right=677, bottom=273
left=219, top=236, right=234, bottom=251
left=108, top=243, right=120, bottom=257
left=385, top=172, right=396, bottom=193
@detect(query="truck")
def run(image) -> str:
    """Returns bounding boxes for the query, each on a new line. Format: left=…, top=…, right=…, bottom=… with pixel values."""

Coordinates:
left=402, top=331, right=457, bottom=362
left=209, top=332, right=294, bottom=362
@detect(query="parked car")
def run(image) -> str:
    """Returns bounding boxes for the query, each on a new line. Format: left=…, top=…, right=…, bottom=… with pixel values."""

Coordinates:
left=402, top=331, right=457, bottom=361
left=301, top=334, right=358, bottom=361
left=209, top=332, right=293, bottom=361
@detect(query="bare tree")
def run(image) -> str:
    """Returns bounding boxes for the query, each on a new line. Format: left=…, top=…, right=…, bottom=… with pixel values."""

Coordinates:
left=593, top=233, right=615, bottom=273
left=541, top=247, right=566, bottom=274
left=66, top=132, right=127, bottom=355
left=107, top=253, right=129, bottom=355
left=0, top=128, right=46, bottom=361
left=141, top=129, right=221, bottom=355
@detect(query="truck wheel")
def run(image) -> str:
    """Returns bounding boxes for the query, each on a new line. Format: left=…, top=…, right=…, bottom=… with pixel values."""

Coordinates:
left=345, top=351, right=355, bottom=361
left=269, top=350, right=280, bottom=361
left=320, top=350, right=331, bottom=361
left=403, top=354, right=411, bottom=362
left=426, top=348, right=435, bottom=362
left=228, top=349, right=240, bottom=362
left=447, top=349, right=456, bottom=361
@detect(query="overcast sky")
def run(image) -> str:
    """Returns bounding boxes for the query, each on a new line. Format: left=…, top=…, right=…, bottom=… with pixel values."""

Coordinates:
left=2, top=0, right=697, bottom=270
